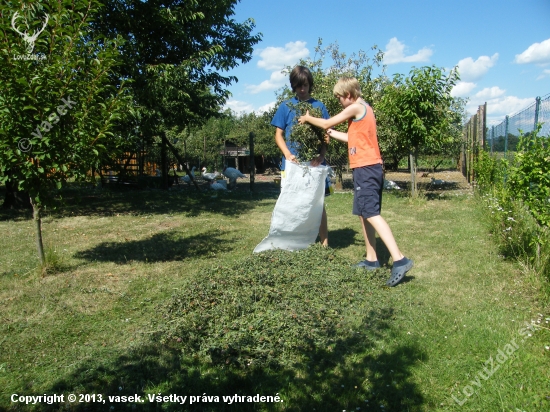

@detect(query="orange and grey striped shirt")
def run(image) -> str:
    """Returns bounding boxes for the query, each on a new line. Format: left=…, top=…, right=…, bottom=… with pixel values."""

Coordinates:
left=347, top=102, right=383, bottom=169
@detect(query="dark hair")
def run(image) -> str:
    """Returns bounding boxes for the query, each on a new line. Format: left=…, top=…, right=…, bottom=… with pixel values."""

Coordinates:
left=289, top=66, right=314, bottom=93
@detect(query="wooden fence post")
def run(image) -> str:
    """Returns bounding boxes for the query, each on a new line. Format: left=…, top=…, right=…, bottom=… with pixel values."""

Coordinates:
left=249, top=132, right=255, bottom=191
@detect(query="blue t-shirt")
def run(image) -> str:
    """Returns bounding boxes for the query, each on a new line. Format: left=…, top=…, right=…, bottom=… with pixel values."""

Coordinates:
left=271, top=96, right=330, bottom=170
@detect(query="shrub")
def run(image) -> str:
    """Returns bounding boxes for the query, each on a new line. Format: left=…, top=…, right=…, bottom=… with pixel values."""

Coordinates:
left=507, top=129, right=550, bottom=227
left=475, top=127, right=550, bottom=294
left=474, top=150, right=507, bottom=191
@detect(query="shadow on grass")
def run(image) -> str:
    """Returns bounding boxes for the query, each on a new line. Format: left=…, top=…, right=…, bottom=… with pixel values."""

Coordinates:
left=74, top=229, right=234, bottom=264
left=327, top=228, right=357, bottom=249
left=41, top=308, right=426, bottom=412
left=0, top=183, right=279, bottom=222
left=0, top=207, right=32, bottom=222
left=0, top=185, right=32, bottom=222
left=334, top=227, right=392, bottom=267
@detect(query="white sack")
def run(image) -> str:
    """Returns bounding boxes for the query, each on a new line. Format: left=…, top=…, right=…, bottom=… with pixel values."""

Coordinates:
left=253, top=162, right=329, bottom=253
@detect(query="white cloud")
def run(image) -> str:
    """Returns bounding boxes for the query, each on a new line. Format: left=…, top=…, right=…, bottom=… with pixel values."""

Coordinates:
left=246, top=70, right=287, bottom=94
left=244, top=41, right=310, bottom=97
left=485, top=96, right=534, bottom=117
left=456, top=54, right=498, bottom=82
left=466, top=92, right=534, bottom=124
left=257, top=41, right=309, bottom=71
left=382, top=37, right=433, bottom=64
left=515, top=38, right=550, bottom=65
left=224, top=99, right=255, bottom=114
left=257, top=101, right=276, bottom=114
left=474, top=86, right=506, bottom=100
left=223, top=100, right=277, bottom=115
left=485, top=116, right=503, bottom=127
left=451, top=81, right=477, bottom=97
left=537, top=69, right=550, bottom=80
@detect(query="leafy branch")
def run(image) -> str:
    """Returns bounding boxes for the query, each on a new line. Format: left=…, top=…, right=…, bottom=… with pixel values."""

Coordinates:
left=288, top=101, right=325, bottom=162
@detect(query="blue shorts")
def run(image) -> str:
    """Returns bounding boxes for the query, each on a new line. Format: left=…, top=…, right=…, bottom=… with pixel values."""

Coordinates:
left=352, top=164, right=383, bottom=218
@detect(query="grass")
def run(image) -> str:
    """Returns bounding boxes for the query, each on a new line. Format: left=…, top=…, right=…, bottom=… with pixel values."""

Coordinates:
left=0, top=183, right=549, bottom=411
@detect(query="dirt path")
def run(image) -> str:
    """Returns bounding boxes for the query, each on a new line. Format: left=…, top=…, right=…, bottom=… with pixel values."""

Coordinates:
left=177, top=168, right=473, bottom=196
left=383, top=169, right=472, bottom=195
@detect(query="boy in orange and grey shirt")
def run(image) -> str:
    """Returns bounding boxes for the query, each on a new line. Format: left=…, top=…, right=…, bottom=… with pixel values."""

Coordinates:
left=299, top=77, right=413, bottom=287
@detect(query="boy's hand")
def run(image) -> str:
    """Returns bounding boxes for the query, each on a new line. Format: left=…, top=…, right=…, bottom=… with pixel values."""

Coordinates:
left=298, top=110, right=309, bottom=124
left=286, top=153, right=298, bottom=164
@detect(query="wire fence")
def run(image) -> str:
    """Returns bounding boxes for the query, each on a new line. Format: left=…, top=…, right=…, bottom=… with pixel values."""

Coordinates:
left=461, top=93, right=550, bottom=183
left=487, top=93, right=550, bottom=159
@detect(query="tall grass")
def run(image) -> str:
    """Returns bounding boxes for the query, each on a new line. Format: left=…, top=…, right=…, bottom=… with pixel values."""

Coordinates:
left=474, top=128, right=550, bottom=297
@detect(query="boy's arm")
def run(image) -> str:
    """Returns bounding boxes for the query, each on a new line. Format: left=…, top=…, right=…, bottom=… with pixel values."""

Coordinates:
left=299, top=104, right=360, bottom=129
left=327, top=128, right=348, bottom=143
left=274, top=127, right=297, bottom=164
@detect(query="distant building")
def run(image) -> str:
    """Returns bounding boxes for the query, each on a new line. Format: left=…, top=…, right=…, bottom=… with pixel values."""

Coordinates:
left=221, top=141, right=280, bottom=174
left=221, top=141, right=250, bottom=171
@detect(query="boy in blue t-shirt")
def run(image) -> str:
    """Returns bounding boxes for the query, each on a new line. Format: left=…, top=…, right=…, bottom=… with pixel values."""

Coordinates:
left=271, top=65, right=330, bottom=246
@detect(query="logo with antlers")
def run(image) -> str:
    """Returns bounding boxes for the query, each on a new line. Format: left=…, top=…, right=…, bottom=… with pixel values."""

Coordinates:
left=11, top=12, right=49, bottom=55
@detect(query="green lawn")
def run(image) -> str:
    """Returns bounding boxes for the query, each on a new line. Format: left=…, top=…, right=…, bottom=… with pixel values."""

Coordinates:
left=0, top=184, right=548, bottom=411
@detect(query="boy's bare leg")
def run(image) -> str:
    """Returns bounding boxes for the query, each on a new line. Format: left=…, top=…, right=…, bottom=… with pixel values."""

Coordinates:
left=365, top=215, right=404, bottom=263
left=360, top=217, right=378, bottom=261
left=319, top=206, right=328, bottom=247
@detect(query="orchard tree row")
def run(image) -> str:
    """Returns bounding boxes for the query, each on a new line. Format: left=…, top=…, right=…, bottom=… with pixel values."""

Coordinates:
left=188, top=40, right=466, bottom=194
left=0, top=0, right=261, bottom=265
left=1, top=1, right=465, bottom=266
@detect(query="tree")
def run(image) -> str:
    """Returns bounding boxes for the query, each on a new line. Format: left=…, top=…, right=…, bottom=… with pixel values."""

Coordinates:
left=491, top=133, right=519, bottom=152
left=228, top=111, right=278, bottom=164
left=92, top=0, right=262, bottom=176
left=423, top=96, right=467, bottom=160
left=181, top=109, right=279, bottom=174
left=377, top=66, right=460, bottom=195
left=0, top=0, right=131, bottom=267
left=270, top=42, right=461, bottom=196
left=192, top=113, right=235, bottom=170
left=273, top=39, right=388, bottom=182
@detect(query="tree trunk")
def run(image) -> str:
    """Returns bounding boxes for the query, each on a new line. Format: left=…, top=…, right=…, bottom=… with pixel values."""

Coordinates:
left=410, top=150, right=417, bottom=197
left=249, top=132, right=255, bottom=191
left=389, top=155, right=399, bottom=172
left=30, top=197, right=45, bottom=267
left=161, top=132, right=201, bottom=191
left=117, top=152, right=134, bottom=186
left=336, top=168, right=343, bottom=190
left=91, top=166, right=97, bottom=185
left=161, top=137, right=169, bottom=190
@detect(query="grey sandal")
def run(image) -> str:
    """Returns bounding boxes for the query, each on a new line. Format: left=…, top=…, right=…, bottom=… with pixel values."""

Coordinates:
left=386, top=258, right=413, bottom=287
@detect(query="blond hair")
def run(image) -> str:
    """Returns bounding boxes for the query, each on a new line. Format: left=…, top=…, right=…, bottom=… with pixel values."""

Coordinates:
left=333, top=77, right=362, bottom=99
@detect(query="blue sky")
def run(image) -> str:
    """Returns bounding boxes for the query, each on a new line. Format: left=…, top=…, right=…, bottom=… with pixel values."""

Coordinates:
left=223, top=0, right=550, bottom=125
